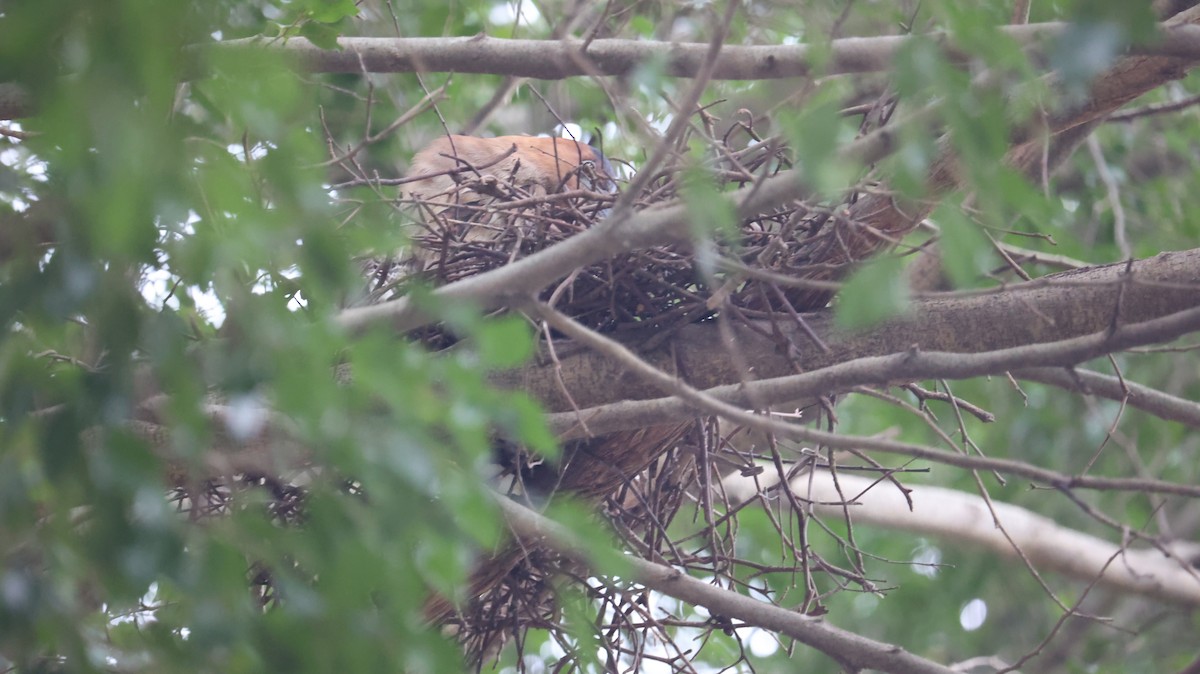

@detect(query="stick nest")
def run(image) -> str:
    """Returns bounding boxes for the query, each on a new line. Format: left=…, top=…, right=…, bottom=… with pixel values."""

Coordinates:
left=372, top=136, right=881, bottom=350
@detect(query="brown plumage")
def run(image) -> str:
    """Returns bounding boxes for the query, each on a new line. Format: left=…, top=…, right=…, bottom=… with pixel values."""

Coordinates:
left=399, top=135, right=616, bottom=273
left=402, top=135, right=615, bottom=200
left=359, top=135, right=616, bottom=302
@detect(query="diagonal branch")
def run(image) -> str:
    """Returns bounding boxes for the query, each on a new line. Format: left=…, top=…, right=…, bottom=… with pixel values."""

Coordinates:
left=493, top=493, right=960, bottom=674
left=1013, top=366, right=1200, bottom=428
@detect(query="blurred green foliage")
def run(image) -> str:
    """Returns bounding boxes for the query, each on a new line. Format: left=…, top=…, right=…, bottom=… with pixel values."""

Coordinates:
left=0, top=1, right=1197, bottom=673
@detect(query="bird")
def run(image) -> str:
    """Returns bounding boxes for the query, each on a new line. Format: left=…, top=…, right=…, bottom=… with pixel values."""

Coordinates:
left=402, top=134, right=616, bottom=204
left=359, top=134, right=618, bottom=302
left=397, top=135, right=617, bottom=275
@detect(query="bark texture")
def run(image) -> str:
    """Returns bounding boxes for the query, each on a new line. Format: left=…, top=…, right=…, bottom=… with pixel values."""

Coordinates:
left=494, top=250, right=1200, bottom=413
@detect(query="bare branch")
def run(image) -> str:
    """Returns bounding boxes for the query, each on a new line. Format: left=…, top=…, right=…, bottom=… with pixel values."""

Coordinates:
left=721, top=471, right=1200, bottom=606
left=1109, top=91, right=1200, bottom=122
left=1086, top=134, right=1131, bottom=259
left=1014, top=366, right=1200, bottom=428
left=493, top=493, right=961, bottom=674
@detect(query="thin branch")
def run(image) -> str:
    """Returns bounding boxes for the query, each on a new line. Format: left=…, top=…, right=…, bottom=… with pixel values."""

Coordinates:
left=207, top=23, right=1200, bottom=80
left=1085, top=134, right=1132, bottom=259
left=615, top=0, right=739, bottom=211
left=1014, top=366, right=1200, bottom=428
left=540, top=296, right=1200, bottom=448
left=1108, top=91, right=1200, bottom=122
left=493, top=493, right=960, bottom=674
left=1012, top=0, right=1033, bottom=24
left=317, top=81, right=447, bottom=167
left=995, top=243, right=1089, bottom=271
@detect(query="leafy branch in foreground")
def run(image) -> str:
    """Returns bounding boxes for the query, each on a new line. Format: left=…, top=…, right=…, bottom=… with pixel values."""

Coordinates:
left=2, top=1, right=1200, bottom=674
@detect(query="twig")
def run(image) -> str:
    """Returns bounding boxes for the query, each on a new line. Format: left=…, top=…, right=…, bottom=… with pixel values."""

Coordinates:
left=316, top=82, right=447, bottom=168
left=614, top=0, right=741, bottom=213
left=1086, top=134, right=1131, bottom=260
left=1108, top=92, right=1200, bottom=122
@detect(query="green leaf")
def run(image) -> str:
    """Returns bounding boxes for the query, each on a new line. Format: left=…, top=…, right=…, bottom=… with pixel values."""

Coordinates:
left=557, top=585, right=608, bottom=672
left=502, top=392, right=559, bottom=458
left=1050, top=21, right=1125, bottom=98
left=414, top=531, right=475, bottom=601
left=778, top=94, right=857, bottom=197
left=438, top=473, right=502, bottom=548
left=542, top=499, right=632, bottom=580
left=474, top=314, right=534, bottom=368
left=835, top=256, right=909, bottom=330
left=303, top=0, right=359, bottom=24
left=300, top=20, right=343, bottom=50
left=629, top=15, right=655, bottom=37
left=680, top=165, right=737, bottom=240
left=893, top=37, right=952, bottom=102
left=933, top=200, right=996, bottom=288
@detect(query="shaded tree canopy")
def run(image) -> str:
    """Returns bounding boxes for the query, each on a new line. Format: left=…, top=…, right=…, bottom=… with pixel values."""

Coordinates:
left=2, top=1, right=1200, bottom=673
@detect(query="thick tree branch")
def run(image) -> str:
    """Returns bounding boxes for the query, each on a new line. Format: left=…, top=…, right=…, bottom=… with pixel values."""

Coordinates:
left=721, top=471, right=1200, bottom=606
left=493, top=493, right=959, bottom=674
left=133, top=251, right=1200, bottom=498
left=8, top=21, right=1200, bottom=120
left=142, top=299, right=1200, bottom=498
left=510, top=250, right=1200, bottom=416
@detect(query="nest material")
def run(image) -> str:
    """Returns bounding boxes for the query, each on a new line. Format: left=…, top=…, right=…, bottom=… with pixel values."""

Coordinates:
left=437, top=437, right=704, bottom=667
left=380, top=138, right=885, bottom=350
left=401, top=186, right=704, bottom=337
left=394, top=110, right=910, bottom=667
